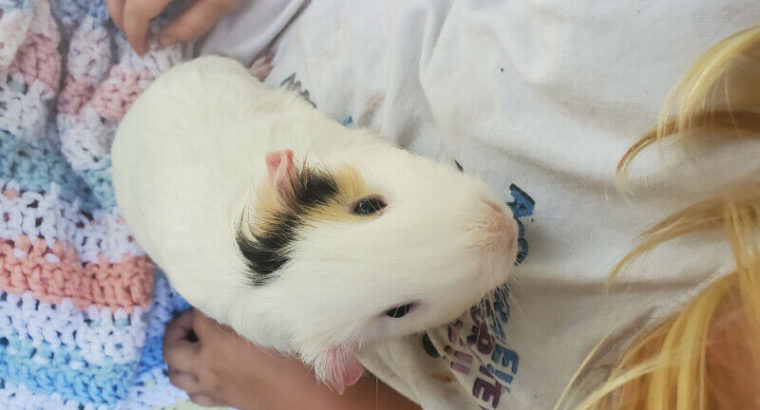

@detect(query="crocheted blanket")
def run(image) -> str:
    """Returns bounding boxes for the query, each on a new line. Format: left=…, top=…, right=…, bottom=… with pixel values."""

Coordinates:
left=0, top=0, right=195, bottom=408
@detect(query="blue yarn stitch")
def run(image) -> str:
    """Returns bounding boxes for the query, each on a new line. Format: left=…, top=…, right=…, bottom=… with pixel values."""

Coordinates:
left=49, top=0, right=111, bottom=29
left=0, top=339, right=138, bottom=406
left=0, top=131, right=100, bottom=211
left=136, top=335, right=165, bottom=377
left=138, top=272, right=190, bottom=376
left=78, top=162, right=117, bottom=210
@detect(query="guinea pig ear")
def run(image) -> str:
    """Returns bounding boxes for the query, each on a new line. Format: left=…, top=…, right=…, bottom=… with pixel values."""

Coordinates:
left=265, top=150, right=298, bottom=201
left=314, top=344, right=364, bottom=395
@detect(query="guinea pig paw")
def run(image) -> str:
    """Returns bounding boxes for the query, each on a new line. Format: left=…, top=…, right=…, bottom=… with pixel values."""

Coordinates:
left=250, top=54, right=274, bottom=81
left=315, top=345, right=364, bottom=395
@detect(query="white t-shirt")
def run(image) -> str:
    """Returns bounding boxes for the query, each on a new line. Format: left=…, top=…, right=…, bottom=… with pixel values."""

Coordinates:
left=198, top=1, right=760, bottom=408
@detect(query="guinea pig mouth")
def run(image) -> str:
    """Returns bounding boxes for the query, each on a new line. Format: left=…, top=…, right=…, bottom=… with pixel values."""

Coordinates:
left=385, top=303, right=416, bottom=318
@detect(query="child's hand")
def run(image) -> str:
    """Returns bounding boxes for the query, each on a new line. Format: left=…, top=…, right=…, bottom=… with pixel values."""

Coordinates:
left=106, top=0, right=241, bottom=55
left=163, top=309, right=421, bottom=409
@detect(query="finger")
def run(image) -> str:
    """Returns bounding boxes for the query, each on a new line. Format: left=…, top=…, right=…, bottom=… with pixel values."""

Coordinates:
left=164, top=309, right=196, bottom=345
left=168, top=367, right=201, bottom=392
left=251, top=54, right=273, bottom=70
left=163, top=338, right=201, bottom=373
left=123, top=0, right=173, bottom=55
left=189, top=393, right=228, bottom=407
left=105, top=0, right=126, bottom=31
left=192, top=309, right=235, bottom=339
left=159, top=0, right=239, bottom=47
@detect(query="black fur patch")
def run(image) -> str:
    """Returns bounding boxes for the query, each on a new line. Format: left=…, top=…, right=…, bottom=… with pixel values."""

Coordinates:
left=237, top=167, right=340, bottom=286
left=294, top=168, right=339, bottom=209
left=237, top=214, right=299, bottom=285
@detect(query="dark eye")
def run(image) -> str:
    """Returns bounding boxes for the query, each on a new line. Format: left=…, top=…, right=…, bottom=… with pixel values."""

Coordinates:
left=385, top=303, right=414, bottom=318
left=353, top=196, right=386, bottom=215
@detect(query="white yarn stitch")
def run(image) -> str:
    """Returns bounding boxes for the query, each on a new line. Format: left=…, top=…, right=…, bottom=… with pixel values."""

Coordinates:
left=0, top=72, right=51, bottom=141
left=0, top=292, right=147, bottom=366
left=0, top=8, right=33, bottom=69
left=65, top=17, right=112, bottom=83
left=58, top=107, right=116, bottom=171
left=0, top=182, right=144, bottom=263
left=28, top=0, right=59, bottom=40
left=114, top=28, right=184, bottom=77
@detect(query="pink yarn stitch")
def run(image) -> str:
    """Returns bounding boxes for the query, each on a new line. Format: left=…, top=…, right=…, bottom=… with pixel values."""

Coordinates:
left=0, top=235, right=153, bottom=312
left=90, top=66, right=155, bottom=121
left=8, top=32, right=61, bottom=96
left=58, top=75, right=95, bottom=115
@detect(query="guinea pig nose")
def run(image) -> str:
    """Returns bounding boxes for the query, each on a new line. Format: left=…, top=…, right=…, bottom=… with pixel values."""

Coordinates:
left=475, top=197, right=516, bottom=252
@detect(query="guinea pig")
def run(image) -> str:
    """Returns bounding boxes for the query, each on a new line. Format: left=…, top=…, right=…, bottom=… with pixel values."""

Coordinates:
left=111, top=56, right=518, bottom=394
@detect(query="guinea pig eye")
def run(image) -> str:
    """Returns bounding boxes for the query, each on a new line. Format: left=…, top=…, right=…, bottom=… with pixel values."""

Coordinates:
left=353, top=196, right=386, bottom=215
left=385, top=303, right=414, bottom=318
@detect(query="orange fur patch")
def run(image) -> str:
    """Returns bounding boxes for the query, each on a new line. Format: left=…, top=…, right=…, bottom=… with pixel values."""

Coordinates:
left=302, top=164, right=375, bottom=223
left=246, top=163, right=376, bottom=239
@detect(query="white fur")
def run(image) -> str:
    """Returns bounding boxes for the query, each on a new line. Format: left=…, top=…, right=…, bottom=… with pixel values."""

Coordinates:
left=111, top=56, right=518, bottom=385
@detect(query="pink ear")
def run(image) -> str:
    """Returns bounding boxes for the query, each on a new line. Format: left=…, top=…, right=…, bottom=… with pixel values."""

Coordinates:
left=265, top=150, right=297, bottom=199
left=317, top=345, right=364, bottom=395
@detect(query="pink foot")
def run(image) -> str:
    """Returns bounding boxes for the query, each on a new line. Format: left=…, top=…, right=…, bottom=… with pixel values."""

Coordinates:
left=250, top=55, right=273, bottom=81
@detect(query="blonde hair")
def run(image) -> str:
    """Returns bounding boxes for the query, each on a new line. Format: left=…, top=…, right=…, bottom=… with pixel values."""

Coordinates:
left=569, top=26, right=760, bottom=410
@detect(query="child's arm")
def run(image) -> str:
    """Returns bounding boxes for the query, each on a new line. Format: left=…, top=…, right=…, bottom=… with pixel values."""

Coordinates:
left=105, top=0, right=242, bottom=55
left=163, top=309, right=421, bottom=410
